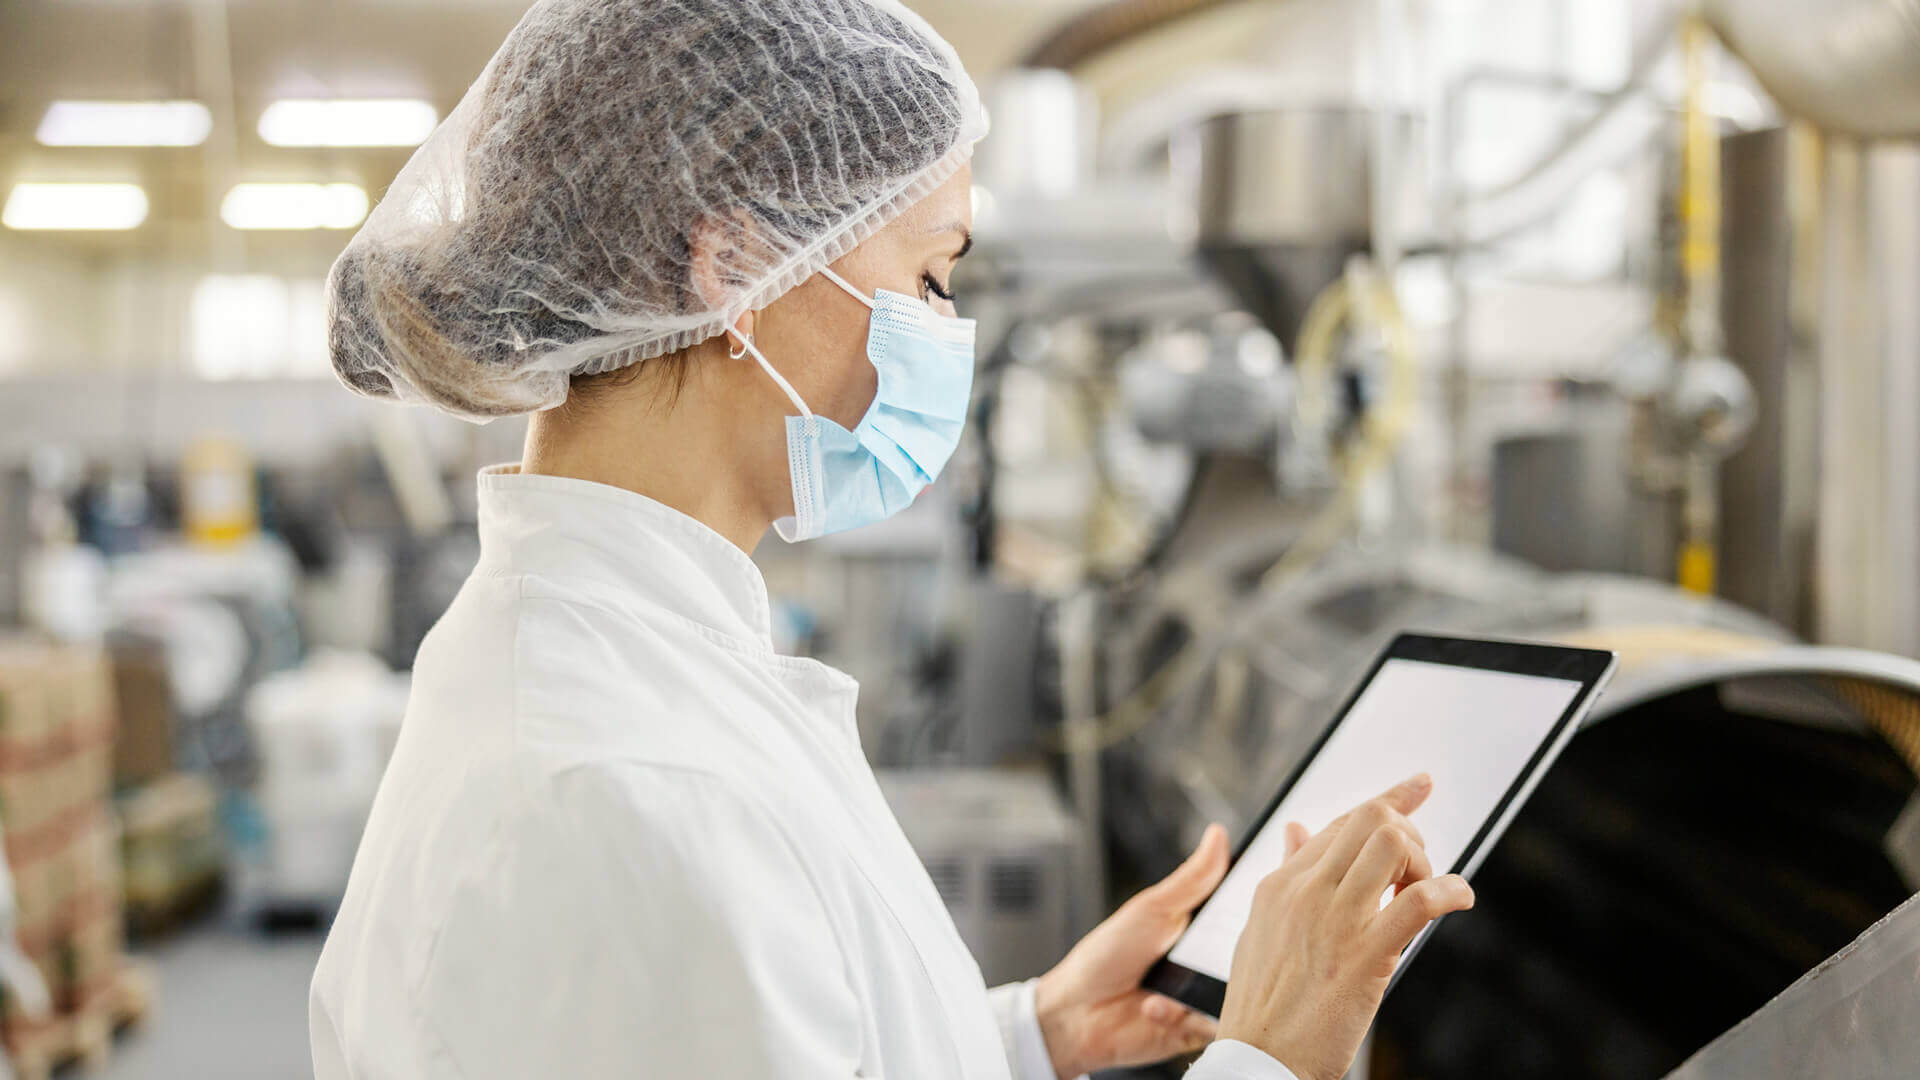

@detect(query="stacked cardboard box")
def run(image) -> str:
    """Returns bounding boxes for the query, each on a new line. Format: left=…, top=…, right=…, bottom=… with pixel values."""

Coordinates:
left=108, top=639, right=174, bottom=789
left=119, top=772, right=222, bottom=935
left=0, top=640, right=125, bottom=1060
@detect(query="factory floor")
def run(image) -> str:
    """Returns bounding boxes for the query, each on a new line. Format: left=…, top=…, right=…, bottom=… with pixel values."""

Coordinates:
left=102, top=923, right=324, bottom=1080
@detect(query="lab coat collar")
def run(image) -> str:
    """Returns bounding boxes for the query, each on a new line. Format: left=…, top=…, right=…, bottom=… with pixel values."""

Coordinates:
left=474, top=465, right=776, bottom=649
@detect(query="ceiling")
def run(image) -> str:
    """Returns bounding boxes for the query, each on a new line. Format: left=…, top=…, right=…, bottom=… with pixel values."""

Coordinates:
left=0, top=0, right=1093, bottom=258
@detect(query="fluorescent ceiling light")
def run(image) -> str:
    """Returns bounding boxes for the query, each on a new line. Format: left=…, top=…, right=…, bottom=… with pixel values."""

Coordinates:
left=37, top=100, right=212, bottom=147
left=258, top=99, right=438, bottom=147
left=220, top=183, right=369, bottom=230
left=3, top=183, right=149, bottom=230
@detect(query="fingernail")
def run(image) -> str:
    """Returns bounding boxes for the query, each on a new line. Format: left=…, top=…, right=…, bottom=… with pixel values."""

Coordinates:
left=1413, top=773, right=1433, bottom=788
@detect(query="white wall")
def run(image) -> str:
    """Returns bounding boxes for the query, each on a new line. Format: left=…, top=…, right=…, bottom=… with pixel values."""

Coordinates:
left=0, top=373, right=526, bottom=469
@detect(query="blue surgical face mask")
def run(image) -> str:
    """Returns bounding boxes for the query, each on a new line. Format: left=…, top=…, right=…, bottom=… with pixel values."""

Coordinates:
left=728, top=266, right=975, bottom=542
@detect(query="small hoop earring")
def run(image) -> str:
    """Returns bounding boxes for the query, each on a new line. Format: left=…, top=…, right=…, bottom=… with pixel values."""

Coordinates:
left=728, top=337, right=749, bottom=360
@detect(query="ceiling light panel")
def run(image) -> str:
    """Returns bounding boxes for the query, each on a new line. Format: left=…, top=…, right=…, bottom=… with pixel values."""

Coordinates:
left=37, top=101, right=212, bottom=147
left=3, top=183, right=150, bottom=230
left=220, top=183, right=369, bottom=230
left=258, top=99, right=439, bottom=147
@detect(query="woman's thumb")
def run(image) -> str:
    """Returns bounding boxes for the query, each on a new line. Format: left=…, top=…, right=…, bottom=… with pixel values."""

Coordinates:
left=1151, top=823, right=1228, bottom=909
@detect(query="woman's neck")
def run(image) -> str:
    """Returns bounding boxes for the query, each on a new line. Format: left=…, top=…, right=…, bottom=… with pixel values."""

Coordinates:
left=520, top=358, right=778, bottom=553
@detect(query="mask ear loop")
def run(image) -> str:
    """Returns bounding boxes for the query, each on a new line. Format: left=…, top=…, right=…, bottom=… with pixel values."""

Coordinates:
left=726, top=325, right=813, bottom=419
left=818, top=266, right=876, bottom=310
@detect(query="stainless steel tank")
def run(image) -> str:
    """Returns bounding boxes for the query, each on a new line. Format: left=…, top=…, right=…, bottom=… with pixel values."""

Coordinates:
left=1182, top=106, right=1420, bottom=348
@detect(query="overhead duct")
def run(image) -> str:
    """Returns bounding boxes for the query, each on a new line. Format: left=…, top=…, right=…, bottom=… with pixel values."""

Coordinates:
left=1022, top=0, right=1920, bottom=140
left=1700, top=0, right=1920, bottom=140
left=1018, top=0, right=1237, bottom=71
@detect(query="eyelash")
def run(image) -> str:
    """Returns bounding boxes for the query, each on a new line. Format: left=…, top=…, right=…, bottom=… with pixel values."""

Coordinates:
left=921, top=272, right=955, bottom=302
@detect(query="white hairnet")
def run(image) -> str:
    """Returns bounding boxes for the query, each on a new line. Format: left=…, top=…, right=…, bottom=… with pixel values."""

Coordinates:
left=328, top=0, right=987, bottom=421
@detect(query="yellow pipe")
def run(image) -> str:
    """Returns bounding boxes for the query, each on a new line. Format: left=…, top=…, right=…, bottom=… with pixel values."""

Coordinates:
left=1681, top=15, right=1724, bottom=357
left=1676, top=16, right=1723, bottom=596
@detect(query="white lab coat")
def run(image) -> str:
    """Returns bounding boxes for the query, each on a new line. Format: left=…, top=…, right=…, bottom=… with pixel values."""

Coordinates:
left=311, top=466, right=1292, bottom=1080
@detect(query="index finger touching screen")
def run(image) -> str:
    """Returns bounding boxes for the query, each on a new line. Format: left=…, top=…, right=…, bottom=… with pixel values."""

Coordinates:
left=1167, top=658, right=1586, bottom=981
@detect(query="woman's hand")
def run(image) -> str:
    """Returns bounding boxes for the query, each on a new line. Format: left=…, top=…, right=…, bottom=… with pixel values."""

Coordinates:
left=1217, top=774, right=1474, bottom=1080
left=1031, top=824, right=1231, bottom=1078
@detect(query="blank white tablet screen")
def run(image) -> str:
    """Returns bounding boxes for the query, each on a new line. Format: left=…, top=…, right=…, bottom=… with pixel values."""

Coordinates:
left=1167, top=658, right=1585, bottom=981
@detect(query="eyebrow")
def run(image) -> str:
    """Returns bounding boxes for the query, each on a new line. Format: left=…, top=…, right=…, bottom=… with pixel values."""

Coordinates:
left=927, top=220, right=972, bottom=260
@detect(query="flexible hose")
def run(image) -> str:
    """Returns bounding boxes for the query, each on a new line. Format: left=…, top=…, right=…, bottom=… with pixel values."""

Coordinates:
left=1052, top=271, right=1417, bottom=751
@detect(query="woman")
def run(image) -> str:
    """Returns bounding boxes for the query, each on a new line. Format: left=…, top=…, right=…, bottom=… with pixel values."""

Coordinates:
left=311, top=1, right=1472, bottom=1078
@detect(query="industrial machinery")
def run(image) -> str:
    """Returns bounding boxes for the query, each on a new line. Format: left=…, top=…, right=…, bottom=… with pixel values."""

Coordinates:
left=927, top=0, right=1920, bottom=1076
left=1665, top=890, right=1920, bottom=1079
left=1376, top=637, right=1920, bottom=1079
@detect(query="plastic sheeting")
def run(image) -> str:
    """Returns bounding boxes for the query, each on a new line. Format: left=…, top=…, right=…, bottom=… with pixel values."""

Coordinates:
left=1664, top=888, right=1920, bottom=1079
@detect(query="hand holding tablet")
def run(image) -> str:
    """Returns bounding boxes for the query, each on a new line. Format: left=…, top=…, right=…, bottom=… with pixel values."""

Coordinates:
left=1143, top=633, right=1617, bottom=1079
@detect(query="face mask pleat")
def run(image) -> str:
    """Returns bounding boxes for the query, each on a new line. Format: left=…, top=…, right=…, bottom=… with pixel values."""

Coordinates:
left=821, top=424, right=919, bottom=514
left=758, top=270, right=977, bottom=542
left=861, top=403, right=961, bottom=481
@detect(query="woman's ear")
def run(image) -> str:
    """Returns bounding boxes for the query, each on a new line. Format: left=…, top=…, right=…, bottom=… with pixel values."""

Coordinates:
left=687, top=210, right=770, bottom=311
left=728, top=309, right=756, bottom=350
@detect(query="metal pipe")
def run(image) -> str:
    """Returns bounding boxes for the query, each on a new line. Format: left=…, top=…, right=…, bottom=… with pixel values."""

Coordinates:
left=1058, top=589, right=1108, bottom=929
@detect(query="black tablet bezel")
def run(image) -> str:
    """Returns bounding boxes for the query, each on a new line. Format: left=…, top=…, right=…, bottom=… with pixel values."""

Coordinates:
left=1141, top=632, right=1617, bottom=1018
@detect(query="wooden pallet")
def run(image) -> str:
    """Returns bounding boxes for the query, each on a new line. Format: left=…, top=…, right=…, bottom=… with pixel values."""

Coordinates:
left=10, top=962, right=154, bottom=1080
left=126, top=870, right=224, bottom=941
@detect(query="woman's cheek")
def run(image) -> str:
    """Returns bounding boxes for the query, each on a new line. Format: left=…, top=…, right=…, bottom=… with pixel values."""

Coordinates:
left=836, top=347, right=881, bottom=427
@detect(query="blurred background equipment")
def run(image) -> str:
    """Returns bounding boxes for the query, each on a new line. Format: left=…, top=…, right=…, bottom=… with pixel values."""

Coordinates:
left=3, top=0, right=1920, bottom=1077
left=877, top=769, right=1082, bottom=985
left=236, top=652, right=405, bottom=924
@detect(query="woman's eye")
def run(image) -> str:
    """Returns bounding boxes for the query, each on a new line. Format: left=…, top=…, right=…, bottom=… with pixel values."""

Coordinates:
left=921, top=272, right=955, bottom=303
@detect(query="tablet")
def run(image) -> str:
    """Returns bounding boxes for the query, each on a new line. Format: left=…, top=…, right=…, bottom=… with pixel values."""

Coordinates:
left=1143, top=632, right=1617, bottom=1017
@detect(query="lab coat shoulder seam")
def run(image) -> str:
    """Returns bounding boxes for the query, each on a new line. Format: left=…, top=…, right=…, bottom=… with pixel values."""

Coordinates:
left=407, top=579, right=532, bottom=1079
left=407, top=795, right=523, bottom=1080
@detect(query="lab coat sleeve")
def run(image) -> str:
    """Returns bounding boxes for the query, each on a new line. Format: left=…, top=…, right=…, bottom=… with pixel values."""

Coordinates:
left=984, top=978, right=1298, bottom=1080
left=412, top=760, right=867, bottom=1078
left=987, top=978, right=1076, bottom=1080
left=1184, top=1040, right=1303, bottom=1080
